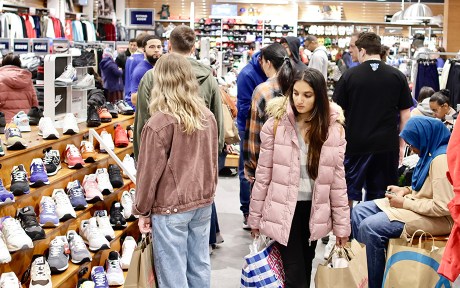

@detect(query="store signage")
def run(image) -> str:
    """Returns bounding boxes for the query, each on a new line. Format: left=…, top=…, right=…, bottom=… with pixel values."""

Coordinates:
left=52, top=39, right=70, bottom=54
left=0, top=38, right=10, bottom=52
left=13, top=40, right=30, bottom=53
left=127, top=9, right=155, bottom=28
left=32, top=39, right=49, bottom=54
left=211, top=4, right=238, bottom=17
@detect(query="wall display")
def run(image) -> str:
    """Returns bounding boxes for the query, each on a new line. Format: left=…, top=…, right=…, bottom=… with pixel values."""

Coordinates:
left=0, top=38, right=10, bottom=53
left=126, top=8, right=155, bottom=28
left=13, top=39, right=30, bottom=54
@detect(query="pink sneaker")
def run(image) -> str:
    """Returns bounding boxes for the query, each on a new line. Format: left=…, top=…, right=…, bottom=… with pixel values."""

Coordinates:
left=64, top=144, right=85, bottom=169
left=83, top=174, right=103, bottom=203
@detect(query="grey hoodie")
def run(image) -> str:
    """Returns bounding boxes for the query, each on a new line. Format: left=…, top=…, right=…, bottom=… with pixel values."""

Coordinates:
left=309, top=46, right=329, bottom=80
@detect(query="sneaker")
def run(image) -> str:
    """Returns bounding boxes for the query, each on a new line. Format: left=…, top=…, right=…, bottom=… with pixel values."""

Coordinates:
left=47, top=236, right=70, bottom=273
left=55, top=65, right=77, bottom=85
left=129, top=188, right=136, bottom=204
left=96, top=168, right=114, bottom=195
left=114, top=124, right=129, bottom=148
left=120, top=191, right=135, bottom=221
left=4, top=123, right=27, bottom=150
left=29, top=158, right=50, bottom=187
left=39, top=196, right=59, bottom=227
left=0, top=217, right=33, bottom=252
left=98, top=107, right=112, bottom=123
left=108, top=164, right=123, bottom=188
left=38, top=117, right=59, bottom=140
left=91, top=266, right=109, bottom=288
left=120, top=236, right=137, bottom=269
left=0, top=112, right=5, bottom=134
left=94, top=210, right=115, bottom=241
left=66, top=230, right=91, bottom=264
left=0, top=272, right=20, bottom=287
left=110, top=202, right=127, bottom=229
left=66, top=180, right=88, bottom=210
left=80, top=141, right=97, bottom=163
left=77, top=279, right=95, bottom=288
left=27, top=106, right=43, bottom=126
left=62, top=113, right=79, bottom=135
left=115, top=100, right=134, bottom=115
left=106, top=251, right=124, bottom=286
left=87, top=105, right=101, bottom=127
left=42, top=149, right=61, bottom=176
left=105, top=102, right=118, bottom=118
left=122, top=154, right=136, bottom=178
left=80, top=218, right=110, bottom=252
left=73, top=73, right=95, bottom=89
left=12, top=111, right=31, bottom=132
left=126, top=125, right=134, bottom=142
left=16, top=206, right=45, bottom=241
left=99, top=130, right=114, bottom=153
left=0, top=180, right=14, bottom=205
left=29, top=256, right=52, bottom=288
left=64, top=144, right=85, bottom=169
left=52, top=189, right=76, bottom=221
left=243, top=214, right=250, bottom=230
left=0, top=233, right=11, bottom=264
left=10, top=165, right=30, bottom=196
left=83, top=174, right=104, bottom=203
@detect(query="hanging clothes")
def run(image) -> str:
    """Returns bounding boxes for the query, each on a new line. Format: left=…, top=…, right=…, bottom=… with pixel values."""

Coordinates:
left=446, top=60, right=460, bottom=110
left=65, top=20, right=73, bottom=40
left=414, top=59, right=440, bottom=101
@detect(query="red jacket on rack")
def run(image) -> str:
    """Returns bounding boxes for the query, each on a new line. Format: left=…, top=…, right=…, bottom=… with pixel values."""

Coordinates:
left=439, top=122, right=460, bottom=282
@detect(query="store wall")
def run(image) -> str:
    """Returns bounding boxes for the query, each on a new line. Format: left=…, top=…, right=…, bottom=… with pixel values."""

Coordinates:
left=443, top=0, right=460, bottom=52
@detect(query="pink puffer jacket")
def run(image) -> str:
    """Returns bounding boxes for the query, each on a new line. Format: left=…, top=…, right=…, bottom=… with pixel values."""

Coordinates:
left=248, top=97, right=351, bottom=246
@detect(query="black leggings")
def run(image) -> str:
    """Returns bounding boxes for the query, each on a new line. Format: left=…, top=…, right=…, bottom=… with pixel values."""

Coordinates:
left=278, top=201, right=317, bottom=288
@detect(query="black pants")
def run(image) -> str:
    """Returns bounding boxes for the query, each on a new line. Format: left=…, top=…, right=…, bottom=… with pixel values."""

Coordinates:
left=278, top=201, right=317, bottom=288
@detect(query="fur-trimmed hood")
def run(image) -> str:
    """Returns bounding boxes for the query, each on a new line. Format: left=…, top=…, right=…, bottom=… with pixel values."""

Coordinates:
left=265, top=96, right=345, bottom=125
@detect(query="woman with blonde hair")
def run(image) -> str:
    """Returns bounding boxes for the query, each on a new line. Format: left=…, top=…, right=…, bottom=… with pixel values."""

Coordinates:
left=133, top=53, right=218, bottom=288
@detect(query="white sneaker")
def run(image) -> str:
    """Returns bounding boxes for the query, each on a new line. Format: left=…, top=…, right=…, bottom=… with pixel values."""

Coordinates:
left=323, top=235, right=337, bottom=260
left=38, top=117, right=60, bottom=139
left=12, top=111, right=31, bottom=132
left=129, top=188, right=136, bottom=204
left=120, top=236, right=137, bottom=269
left=94, top=210, right=115, bottom=241
left=96, top=168, right=114, bottom=195
left=0, top=232, right=11, bottom=264
left=79, top=218, right=110, bottom=252
left=0, top=272, right=20, bottom=288
left=29, top=256, right=52, bottom=288
left=52, top=189, right=76, bottom=221
left=55, top=65, right=77, bottom=85
left=120, top=191, right=135, bottom=220
left=0, top=217, right=33, bottom=252
left=106, top=251, right=124, bottom=286
left=73, top=73, right=95, bottom=89
left=62, top=113, right=79, bottom=135
left=122, top=154, right=136, bottom=178
left=100, top=130, right=114, bottom=153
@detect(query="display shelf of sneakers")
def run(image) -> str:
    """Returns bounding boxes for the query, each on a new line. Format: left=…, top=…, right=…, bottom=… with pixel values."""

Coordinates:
left=0, top=115, right=139, bottom=287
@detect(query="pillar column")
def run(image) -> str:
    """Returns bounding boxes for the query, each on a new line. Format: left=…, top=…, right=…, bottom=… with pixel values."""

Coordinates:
left=443, top=0, right=460, bottom=52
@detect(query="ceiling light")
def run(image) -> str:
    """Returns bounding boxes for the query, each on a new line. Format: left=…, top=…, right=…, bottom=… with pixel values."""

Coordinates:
left=403, top=0, right=433, bottom=20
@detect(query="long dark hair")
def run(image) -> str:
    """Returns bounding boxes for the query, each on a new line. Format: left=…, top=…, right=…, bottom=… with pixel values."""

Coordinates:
left=289, top=68, right=330, bottom=180
left=260, top=43, right=292, bottom=95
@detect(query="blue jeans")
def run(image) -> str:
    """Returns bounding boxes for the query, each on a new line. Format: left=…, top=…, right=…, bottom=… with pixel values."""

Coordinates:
left=152, top=205, right=212, bottom=288
left=351, top=201, right=404, bottom=288
left=209, top=202, right=220, bottom=245
left=238, top=130, right=250, bottom=215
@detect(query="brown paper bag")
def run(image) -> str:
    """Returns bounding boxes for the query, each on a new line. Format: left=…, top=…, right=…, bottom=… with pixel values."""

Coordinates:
left=125, top=235, right=157, bottom=288
left=383, top=230, right=452, bottom=288
left=314, top=239, right=369, bottom=288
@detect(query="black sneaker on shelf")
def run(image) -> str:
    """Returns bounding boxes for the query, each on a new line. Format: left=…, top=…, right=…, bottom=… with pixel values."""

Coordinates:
left=87, top=105, right=101, bottom=127
left=72, top=50, right=96, bottom=67
left=11, top=164, right=30, bottom=196
left=0, top=112, right=5, bottom=134
left=27, top=106, right=44, bottom=126
left=105, top=102, right=118, bottom=118
left=108, top=164, right=123, bottom=188
left=110, top=201, right=127, bottom=230
left=42, top=148, right=61, bottom=176
left=17, top=206, right=46, bottom=241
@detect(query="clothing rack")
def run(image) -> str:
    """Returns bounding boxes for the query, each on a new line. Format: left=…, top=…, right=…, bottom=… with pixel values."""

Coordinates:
left=415, top=51, right=460, bottom=60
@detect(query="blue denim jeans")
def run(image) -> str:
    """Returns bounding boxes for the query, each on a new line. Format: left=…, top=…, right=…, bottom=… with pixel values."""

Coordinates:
left=152, top=205, right=212, bottom=288
left=209, top=202, right=220, bottom=245
left=351, top=201, right=404, bottom=288
left=238, top=130, right=250, bottom=215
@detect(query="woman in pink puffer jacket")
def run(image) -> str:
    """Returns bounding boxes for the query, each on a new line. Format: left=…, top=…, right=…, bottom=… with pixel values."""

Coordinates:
left=248, top=67, right=351, bottom=287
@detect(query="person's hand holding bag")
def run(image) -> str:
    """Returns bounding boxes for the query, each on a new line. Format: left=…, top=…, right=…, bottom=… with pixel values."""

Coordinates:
left=138, top=216, right=151, bottom=234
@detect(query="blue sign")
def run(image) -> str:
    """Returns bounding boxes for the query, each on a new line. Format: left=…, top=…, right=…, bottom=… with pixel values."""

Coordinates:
left=32, top=39, right=49, bottom=54
left=128, top=9, right=155, bottom=27
left=0, top=39, right=9, bottom=52
left=13, top=40, right=30, bottom=53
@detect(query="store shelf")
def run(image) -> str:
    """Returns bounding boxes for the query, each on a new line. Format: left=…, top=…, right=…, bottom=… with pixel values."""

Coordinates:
left=156, top=19, right=190, bottom=23
left=72, top=86, right=96, bottom=91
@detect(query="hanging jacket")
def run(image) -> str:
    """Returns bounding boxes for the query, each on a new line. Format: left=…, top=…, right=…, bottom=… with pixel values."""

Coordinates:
left=99, top=57, right=123, bottom=92
left=247, top=97, right=350, bottom=245
left=0, top=65, right=38, bottom=121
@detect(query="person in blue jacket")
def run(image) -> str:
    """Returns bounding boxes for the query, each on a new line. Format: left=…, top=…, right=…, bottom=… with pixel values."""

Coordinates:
left=99, top=48, right=123, bottom=103
left=236, top=49, right=267, bottom=229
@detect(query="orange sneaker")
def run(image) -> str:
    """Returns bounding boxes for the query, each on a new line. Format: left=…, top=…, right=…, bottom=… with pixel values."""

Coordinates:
left=114, top=124, right=129, bottom=148
left=80, top=141, right=97, bottom=163
left=98, top=107, right=112, bottom=123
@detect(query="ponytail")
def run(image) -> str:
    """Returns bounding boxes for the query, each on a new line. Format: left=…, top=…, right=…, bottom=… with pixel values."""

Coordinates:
left=277, top=56, right=295, bottom=95
left=430, top=89, right=450, bottom=106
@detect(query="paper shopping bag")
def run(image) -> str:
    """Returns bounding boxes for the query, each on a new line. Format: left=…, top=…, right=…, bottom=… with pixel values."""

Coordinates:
left=383, top=230, right=452, bottom=288
left=125, top=235, right=158, bottom=288
left=314, top=240, right=369, bottom=288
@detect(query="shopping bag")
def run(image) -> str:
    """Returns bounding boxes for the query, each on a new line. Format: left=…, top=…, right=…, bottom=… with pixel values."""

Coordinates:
left=240, top=236, right=285, bottom=288
left=220, top=86, right=240, bottom=145
left=315, top=239, right=369, bottom=288
left=383, top=229, right=452, bottom=288
left=125, top=234, right=158, bottom=288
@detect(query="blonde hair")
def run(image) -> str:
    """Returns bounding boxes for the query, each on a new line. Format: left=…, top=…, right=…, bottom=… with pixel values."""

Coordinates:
left=149, top=53, right=207, bottom=134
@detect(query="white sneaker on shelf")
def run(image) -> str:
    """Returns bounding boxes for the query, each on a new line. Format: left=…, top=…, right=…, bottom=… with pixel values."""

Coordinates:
left=38, top=117, right=60, bottom=140
left=122, top=154, right=136, bottom=178
left=73, top=74, right=95, bottom=89
left=62, top=113, right=79, bottom=135
left=94, top=210, right=115, bottom=241
left=100, top=130, right=114, bottom=153
left=0, top=217, right=33, bottom=252
left=55, top=65, right=77, bottom=85
left=79, top=218, right=110, bottom=252
left=0, top=272, right=20, bottom=288
left=106, top=251, right=124, bottom=286
left=95, top=168, right=114, bottom=195
left=120, top=236, right=137, bottom=270
left=52, top=189, right=76, bottom=221
left=13, top=111, right=31, bottom=132
left=120, top=190, right=135, bottom=221
left=29, top=256, right=52, bottom=288
left=0, top=232, right=11, bottom=264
